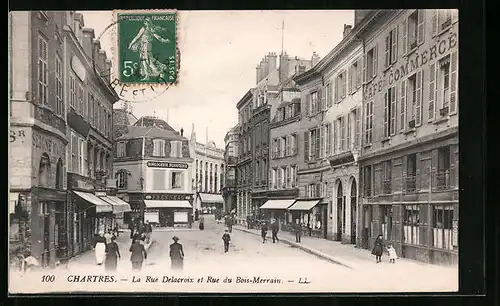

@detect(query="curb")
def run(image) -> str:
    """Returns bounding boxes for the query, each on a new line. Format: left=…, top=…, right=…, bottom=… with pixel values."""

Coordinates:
left=233, top=226, right=358, bottom=270
left=66, top=240, right=155, bottom=264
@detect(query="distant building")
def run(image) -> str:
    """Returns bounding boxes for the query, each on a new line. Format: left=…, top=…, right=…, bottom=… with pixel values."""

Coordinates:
left=113, top=116, right=194, bottom=227
left=189, top=125, right=225, bottom=213
left=222, top=124, right=239, bottom=213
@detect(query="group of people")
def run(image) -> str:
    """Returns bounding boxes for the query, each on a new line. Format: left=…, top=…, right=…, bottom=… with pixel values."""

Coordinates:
left=371, top=234, right=399, bottom=263
left=129, top=219, right=153, bottom=244
left=259, top=219, right=281, bottom=244
left=93, top=230, right=121, bottom=272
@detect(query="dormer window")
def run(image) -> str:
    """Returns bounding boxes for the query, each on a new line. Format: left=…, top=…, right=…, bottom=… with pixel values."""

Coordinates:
left=153, top=139, right=166, bottom=157
left=117, top=141, right=127, bottom=157
left=170, top=141, right=183, bottom=158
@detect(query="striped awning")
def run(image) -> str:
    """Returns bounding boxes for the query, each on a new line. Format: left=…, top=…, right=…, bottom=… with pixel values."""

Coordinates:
left=199, top=193, right=224, bottom=204
left=287, top=199, right=321, bottom=211
left=73, top=191, right=113, bottom=213
left=100, top=196, right=132, bottom=213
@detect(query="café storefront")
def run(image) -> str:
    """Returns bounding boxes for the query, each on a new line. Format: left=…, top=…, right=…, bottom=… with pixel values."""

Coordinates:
left=129, top=193, right=193, bottom=228
left=287, top=199, right=328, bottom=238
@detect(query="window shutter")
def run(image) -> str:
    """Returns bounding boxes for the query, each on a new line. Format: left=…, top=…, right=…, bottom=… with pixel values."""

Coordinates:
left=348, top=65, right=353, bottom=94
left=342, top=71, right=347, bottom=98
left=450, top=51, right=458, bottom=114
left=304, top=95, right=310, bottom=116
left=417, top=10, right=425, bottom=44
left=402, top=20, right=408, bottom=56
left=334, top=77, right=339, bottom=103
left=373, top=45, right=378, bottom=77
left=390, top=87, right=397, bottom=135
left=415, top=70, right=423, bottom=126
left=356, top=59, right=362, bottom=88
left=391, top=29, right=398, bottom=64
left=428, top=63, right=436, bottom=121
left=347, top=113, right=351, bottom=149
left=450, top=148, right=457, bottom=188
left=384, top=34, right=390, bottom=68
left=327, top=124, right=332, bottom=155
left=318, top=88, right=324, bottom=111
left=315, top=128, right=320, bottom=159
left=400, top=80, right=407, bottom=131
left=384, top=91, right=389, bottom=137
left=327, top=83, right=333, bottom=108
left=431, top=9, right=438, bottom=36
left=355, top=109, right=360, bottom=148
left=341, top=117, right=346, bottom=151
left=320, top=126, right=325, bottom=158
left=304, top=132, right=309, bottom=162
left=334, top=120, right=338, bottom=153
left=363, top=54, right=367, bottom=83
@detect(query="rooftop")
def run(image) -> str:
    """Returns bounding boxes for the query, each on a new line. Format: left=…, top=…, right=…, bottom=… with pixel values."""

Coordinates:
left=117, top=126, right=184, bottom=141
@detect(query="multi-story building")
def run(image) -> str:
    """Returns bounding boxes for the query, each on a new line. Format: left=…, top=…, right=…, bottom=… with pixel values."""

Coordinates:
left=356, top=10, right=459, bottom=264
left=190, top=126, right=225, bottom=213
left=262, top=76, right=302, bottom=224
left=294, top=23, right=363, bottom=240
left=235, top=90, right=254, bottom=223
left=9, top=11, right=120, bottom=266
left=222, top=124, right=239, bottom=213
left=114, top=116, right=194, bottom=227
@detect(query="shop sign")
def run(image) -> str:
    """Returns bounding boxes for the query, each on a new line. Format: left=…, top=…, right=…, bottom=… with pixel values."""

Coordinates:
left=9, top=128, right=27, bottom=143
left=145, top=193, right=192, bottom=201
left=364, top=32, right=458, bottom=101
left=32, top=131, right=65, bottom=158
left=147, top=161, right=188, bottom=169
left=76, top=180, right=94, bottom=190
left=95, top=192, right=107, bottom=197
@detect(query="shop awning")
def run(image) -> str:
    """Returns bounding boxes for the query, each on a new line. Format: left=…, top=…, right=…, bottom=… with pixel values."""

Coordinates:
left=100, top=196, right=132, bottom=213
left=288, top=199, right=321, bottom=211
left=199, top=193, right=224, bottom=204
left=259, top=199, right=295, bottom=210
left=73, top=191, right=113, bottom=213
left=9, top=193, right=19, bottom=215
left=144, top=200, right=192, bottom=209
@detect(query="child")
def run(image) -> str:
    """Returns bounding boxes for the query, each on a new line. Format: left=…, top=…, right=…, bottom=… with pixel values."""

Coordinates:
left=387, top=244, right=398, bottom=263
left=222, top=229, right=231, bottom=253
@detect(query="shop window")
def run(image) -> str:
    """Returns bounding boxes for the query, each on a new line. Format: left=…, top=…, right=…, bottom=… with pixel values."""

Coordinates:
left=380, top=205, right=393, bottom=240
left=403, top=205, right=420, bottom=245
left=432, top=205, right=454, bottom=250
left=171, top=171, right=183, bottom=189
left=436, top=146, right=451, bottom=190
left=405, top=154, right=417, bottom=192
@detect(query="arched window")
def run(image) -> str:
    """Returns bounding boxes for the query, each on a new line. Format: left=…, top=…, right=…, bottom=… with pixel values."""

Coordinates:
left=55, top=159, right=64, bottom=190
left=39, top=153, right=51, bottom=187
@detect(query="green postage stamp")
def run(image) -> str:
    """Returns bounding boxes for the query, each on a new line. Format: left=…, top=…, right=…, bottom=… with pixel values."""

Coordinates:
left=115, top=10, right=178, bottom=85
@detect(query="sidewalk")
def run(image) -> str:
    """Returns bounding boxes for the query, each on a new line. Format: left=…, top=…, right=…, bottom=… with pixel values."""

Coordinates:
left=233, top=225, right=457, bottom=272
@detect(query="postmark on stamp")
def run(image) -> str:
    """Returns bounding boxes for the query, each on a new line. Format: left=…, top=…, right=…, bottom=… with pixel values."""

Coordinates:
left=114, top=10, right=178, bottom=85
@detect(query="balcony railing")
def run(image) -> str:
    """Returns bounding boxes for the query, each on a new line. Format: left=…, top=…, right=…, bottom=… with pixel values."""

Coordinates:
left=434, top=171, right=451, bottom=190
left=405, top=175, right=417, bottom=193
left=441, top=18, right=452, bottom=30
left=383, top=180, right=392, bottom=194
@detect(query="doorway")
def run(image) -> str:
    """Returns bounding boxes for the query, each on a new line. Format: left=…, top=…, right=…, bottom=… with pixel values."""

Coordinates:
left=336, top=181, right=343, bottom=241
left=350, top=179, right=357, bottom=244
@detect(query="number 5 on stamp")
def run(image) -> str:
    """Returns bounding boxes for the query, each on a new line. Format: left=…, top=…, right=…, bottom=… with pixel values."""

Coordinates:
left=115, top=10, right=178, bottom=85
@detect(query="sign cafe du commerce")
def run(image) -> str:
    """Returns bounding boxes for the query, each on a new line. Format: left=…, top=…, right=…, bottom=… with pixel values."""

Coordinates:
left=364, top=32, right=458, bottom=101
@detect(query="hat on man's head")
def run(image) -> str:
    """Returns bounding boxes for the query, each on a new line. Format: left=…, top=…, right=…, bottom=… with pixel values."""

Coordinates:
left=172, top=236, right=179, bottom=241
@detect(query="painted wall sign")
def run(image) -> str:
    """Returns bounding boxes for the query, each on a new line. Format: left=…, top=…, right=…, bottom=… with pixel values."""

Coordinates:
left=71, top=55, right=87, bottom=82
left=147, top=161, right=188, bottom=169
left=10, top=129, right=27, bottom=143
left=32, top=131, right=65, bottom=158
left=145, top=193, right=192, bottom=201
left=364, top=32, right=458, bottom=101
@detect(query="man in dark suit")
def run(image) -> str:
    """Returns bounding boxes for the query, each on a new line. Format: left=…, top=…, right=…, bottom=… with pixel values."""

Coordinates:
left=222, top=230, right=231, bottom=253
left=129, top=238, right=147, bottom=271
left=169, top=236, right=184, bottom=270
left=271, top=219, right=280, bottom=243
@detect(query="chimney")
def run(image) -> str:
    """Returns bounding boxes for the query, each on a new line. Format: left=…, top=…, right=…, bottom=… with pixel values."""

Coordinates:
left=98, top=50, right=107, bottom=76
left=81, top=28, right=95, bottom=59
left=267, top=52, right=277, bottom=72
left=354, top=10, right=372, bottom=26
left=258, top=60, right=265, bottom=83
left=261, top=57, right=269, bottom=80
left=279, top=52, right=289, bottom=82
left=311, top=51, right=321, bottom=67
left=343, top=24, right=353, bottom=38
left=105, top=59, right=112, bottom=82
left=92, top=40, right=102, bottom=71
left=180, top=128, right=184, bottom=137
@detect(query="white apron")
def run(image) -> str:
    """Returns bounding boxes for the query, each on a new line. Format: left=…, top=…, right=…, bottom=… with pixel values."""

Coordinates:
left=95, top=242, right=106, bottom=264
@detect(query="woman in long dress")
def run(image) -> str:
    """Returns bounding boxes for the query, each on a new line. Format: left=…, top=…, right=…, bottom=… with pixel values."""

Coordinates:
left=371, top=234, right=385, bottom=263
left=104, top=236, right=121, bottom=272
left=94, top=233, right=106, bottom=265
left=128, top=17, right=171, bottom=80
left=129, top=238, right=147, bottom=271
left=169, top=236, right=184, bottom=270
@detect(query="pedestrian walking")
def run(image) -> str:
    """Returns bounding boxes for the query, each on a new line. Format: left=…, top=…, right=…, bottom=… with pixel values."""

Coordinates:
left=294, top=219, right=302, bottom=243
left=371, top=234, right=385, bottom=263
left=145, top=220, right=153, bottom=244
left=222, top=229, right=231, bottom=253
left=129, top=238, right=147, bottom=271
left=271, top=219, right=280, bottom=243
left=104, top=230, right=113, bottom=245
left=261, top=221, right=268, bottom=243
left=195, top=209, right=200, bottom=221
left=94, top=233, right=106, bottom=265
left=199, top=215, right=205, bottom=230
left=228, top=216, right=233, bottom=233
left=169, top=236, right=184, bottom=270
left=387, top=244, right=398, bottom=263
left=129, top=219, right=135, bottom=239
left=104, top=236, right=121, bottom=272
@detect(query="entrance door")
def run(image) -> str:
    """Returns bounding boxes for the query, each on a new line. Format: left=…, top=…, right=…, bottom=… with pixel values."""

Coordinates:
left=322, top=205, right=328, bottom=239
left=55, top=202, right=66, bottom=260
left=336, top=182, right=343, bottom=241
left=42, top=202, right=50, bottom=267
left=350, top=180, right=357, bottom=244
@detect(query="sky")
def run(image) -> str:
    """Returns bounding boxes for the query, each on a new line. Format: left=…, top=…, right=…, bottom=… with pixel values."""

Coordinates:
left=80, top=10, right=354, bottom=149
